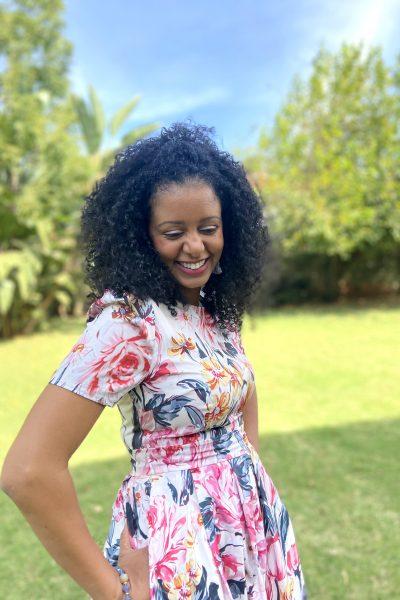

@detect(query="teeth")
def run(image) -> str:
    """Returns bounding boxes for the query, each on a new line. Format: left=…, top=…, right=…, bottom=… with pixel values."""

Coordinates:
left=179, top=259, right=207, bottom=269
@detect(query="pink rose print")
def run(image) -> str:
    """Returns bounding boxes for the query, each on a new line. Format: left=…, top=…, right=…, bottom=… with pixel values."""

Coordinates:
left=86, top=330, right=152, bottom=396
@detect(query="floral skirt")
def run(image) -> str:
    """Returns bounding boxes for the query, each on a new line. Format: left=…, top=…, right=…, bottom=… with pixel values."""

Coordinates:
left=103, top=417, right=307, bottom=599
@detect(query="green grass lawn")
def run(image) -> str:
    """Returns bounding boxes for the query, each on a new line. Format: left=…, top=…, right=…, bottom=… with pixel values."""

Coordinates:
left=1, top=303, right=399, bottom=599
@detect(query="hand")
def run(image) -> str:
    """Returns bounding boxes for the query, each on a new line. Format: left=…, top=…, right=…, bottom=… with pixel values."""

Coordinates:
left=118, top=525, right=150, bottom=600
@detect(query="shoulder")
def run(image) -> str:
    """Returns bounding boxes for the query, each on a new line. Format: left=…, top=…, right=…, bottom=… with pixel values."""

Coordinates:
left=86, top=289, right=157, bottom=333
left=49, top=290, right=160, bottom=407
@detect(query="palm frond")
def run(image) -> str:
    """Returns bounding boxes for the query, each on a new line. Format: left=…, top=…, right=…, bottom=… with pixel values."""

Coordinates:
left=88, top=85, right=105, bottom=141
left=109, top=95, right=141, bottom=136
left=120, top=122, right=160, bottom=146
left=71, top=88, right=103, bottom=155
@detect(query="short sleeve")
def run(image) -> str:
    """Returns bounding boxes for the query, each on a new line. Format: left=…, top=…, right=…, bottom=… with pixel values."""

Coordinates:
left=49, top=290, right=160, bottom=407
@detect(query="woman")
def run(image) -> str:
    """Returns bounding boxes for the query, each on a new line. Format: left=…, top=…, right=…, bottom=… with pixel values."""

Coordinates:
left=1, top=123, right=307, bottom=599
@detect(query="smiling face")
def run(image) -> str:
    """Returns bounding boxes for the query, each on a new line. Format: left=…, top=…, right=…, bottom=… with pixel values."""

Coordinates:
left=149, top=180, right=224, bottom=306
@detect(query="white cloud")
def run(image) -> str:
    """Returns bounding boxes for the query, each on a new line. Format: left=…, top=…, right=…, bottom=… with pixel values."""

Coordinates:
left=68, top=63, right=230, bottom=124
left=129, top=87, right=231, bottom=122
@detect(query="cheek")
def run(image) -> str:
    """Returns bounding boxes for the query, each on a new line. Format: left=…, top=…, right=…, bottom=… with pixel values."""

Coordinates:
left=152, top=237, right=178, bottom=260
left=215, top=230, right=224, bottom=250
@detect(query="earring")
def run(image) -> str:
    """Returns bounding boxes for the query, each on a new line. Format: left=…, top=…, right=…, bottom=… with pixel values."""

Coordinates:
left=212, top=261, right=222, bottom=275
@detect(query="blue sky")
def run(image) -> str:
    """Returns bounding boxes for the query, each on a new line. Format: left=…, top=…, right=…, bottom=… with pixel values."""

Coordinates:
left=65, top=0, right=400, bottom=152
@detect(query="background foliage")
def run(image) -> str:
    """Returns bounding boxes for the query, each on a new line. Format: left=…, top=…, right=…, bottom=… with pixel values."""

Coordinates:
left=246, top=44, right=400, bottom=306
left=0, top=0, right=89, bottom=337
left=0, top=4, right=399, bottom=337
left=0, top=1, right=159, bottom=337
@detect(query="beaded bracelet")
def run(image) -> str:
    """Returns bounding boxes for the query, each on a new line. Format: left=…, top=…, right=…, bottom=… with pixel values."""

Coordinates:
left=116, top=566, right=133, bottom=600
left=119, top=571, right=133, bottom=599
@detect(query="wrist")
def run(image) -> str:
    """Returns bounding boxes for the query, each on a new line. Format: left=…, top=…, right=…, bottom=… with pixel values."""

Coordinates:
left=111, top=573, right=124, bottom=600
left=87, top=569, right=124, bottom=600
left=100, top=570, right=124, bottom=600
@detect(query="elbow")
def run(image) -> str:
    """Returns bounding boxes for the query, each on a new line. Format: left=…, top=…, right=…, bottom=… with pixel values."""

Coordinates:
left=0, top=478, right=20, bottom=499
left=1, top=457, right=16, bottom=495
left=1, top=462, right=24, bottom=498
left=1, top=460, right=42, bottom=500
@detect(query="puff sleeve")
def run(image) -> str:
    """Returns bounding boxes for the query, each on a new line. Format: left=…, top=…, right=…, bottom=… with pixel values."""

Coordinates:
left=49, top=290, right=160, bottom=407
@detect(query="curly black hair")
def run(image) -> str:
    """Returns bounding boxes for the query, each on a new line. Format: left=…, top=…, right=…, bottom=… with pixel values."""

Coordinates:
left=80, top=121, right=269, bottom=331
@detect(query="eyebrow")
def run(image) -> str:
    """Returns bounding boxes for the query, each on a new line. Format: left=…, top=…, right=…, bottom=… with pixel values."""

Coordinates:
left=157, top=216, right=222, bottom=227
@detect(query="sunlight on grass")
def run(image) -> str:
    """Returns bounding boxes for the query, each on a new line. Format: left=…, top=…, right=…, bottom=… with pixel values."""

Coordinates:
left=242, top=305, right=400, bottom=433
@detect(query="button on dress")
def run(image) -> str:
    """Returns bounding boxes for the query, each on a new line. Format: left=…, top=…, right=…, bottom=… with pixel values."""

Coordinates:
left=50, top=290, right=307, bottom=599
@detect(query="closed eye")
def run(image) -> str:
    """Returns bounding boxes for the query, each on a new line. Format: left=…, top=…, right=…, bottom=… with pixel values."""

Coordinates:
left=163, top=226, right=219, bottom=239
left=200, top=226, right=219, bottom=235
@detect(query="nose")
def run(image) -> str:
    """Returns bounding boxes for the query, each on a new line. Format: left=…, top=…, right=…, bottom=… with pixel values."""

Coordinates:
left=182, top=231, right=205, bottom=257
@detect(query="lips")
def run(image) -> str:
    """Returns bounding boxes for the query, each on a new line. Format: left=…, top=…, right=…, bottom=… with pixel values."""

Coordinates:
left=176, top=258, right=209, bottom=265
left=174, top=257, right=210, bottom=275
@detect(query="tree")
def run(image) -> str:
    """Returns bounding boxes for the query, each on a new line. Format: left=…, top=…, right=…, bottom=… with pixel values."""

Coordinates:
left=248, top=44, right=400, bottom=302
left=0, top=0, right=89, bottom=337
left=72, top=85, right=160, bottom=182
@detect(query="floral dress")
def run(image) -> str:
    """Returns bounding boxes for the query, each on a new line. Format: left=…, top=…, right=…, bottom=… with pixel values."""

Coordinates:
left=49, top=289, right=307, bottom=600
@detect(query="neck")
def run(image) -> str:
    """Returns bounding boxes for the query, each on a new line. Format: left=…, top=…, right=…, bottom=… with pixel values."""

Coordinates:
left=180, top=287, right=201, bottom=306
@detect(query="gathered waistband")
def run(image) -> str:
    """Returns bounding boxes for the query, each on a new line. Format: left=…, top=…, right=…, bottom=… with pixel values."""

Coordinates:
left=129, top=413, right=251, bottom=476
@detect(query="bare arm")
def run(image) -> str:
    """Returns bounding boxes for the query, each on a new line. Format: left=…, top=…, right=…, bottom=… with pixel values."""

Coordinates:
left=0, top=384, right=122, bottom=600
left=242, top=385, right=260, bottom=453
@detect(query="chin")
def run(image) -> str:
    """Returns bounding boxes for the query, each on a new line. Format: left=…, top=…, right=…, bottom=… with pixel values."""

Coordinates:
left=179, top=278, right=208, bottom=288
